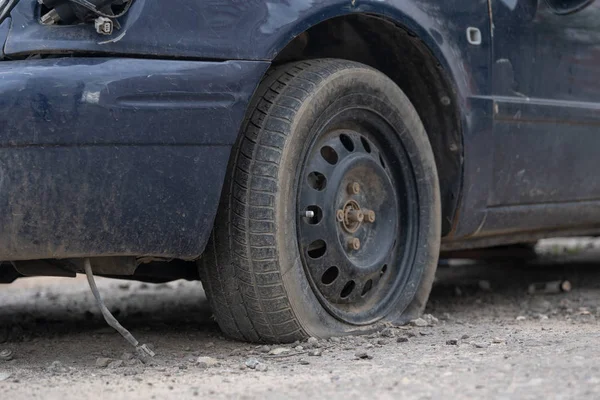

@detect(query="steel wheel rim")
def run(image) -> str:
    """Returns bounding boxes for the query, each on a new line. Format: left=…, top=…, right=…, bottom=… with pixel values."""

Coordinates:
left=296, top=107, right=419, bottom=325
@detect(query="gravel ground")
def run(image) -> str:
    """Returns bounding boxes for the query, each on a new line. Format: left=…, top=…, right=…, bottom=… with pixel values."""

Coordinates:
left=2, top=239, right=600, bottom=399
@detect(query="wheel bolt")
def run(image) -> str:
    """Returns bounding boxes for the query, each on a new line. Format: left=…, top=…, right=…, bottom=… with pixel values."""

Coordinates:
left=365, top=210, right=376, bottom=223
left=303, top=210, right=315, bottom=218
left=347, top=209, right=364, bottom=223
left=348, top=238, right=361, bottom=251
left=348, top=182, right=360, bottom=195
left=336, top=210, right=344, bottom=222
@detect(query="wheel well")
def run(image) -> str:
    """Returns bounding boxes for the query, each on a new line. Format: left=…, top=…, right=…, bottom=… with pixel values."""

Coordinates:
left=273, top=14, right=462, bottom=236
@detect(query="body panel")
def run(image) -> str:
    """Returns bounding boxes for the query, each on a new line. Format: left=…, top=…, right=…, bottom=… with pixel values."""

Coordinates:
left=0, top=58, right=268, bottom=260
left=480, top=0, right=600, bottom=235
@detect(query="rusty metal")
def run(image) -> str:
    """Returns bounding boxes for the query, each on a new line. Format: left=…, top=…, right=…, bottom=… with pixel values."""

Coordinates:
left=347, top=182, right=361, bottom=195
left=364, top=209, right=376, bottom=223
left=528, top=280, right=571, bottom=295
left=348, top=238, right=361, bottom=251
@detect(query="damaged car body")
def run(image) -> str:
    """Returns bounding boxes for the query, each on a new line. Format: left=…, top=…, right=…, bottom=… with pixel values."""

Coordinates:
left=0, top=0, right=599, bottom=343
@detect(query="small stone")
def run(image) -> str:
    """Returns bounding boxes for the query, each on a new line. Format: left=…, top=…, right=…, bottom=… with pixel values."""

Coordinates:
left=299, top=359, right=310, bottom=365
left=461, top=334, right=470, bottom=340
left=397, top=337, right=409, bottom=343
left=406, top=332, right=417, bottom=338
left=537, top=314, right=549, bottom=320
left=307, top=337, right=319, bottom=345
left=268, top=347, right=290, bottom=356
left=410, top=318, right=429, bottom=327
left=329, top=337, right=341, bottom=343
left=355, top=351, right=373, bottom=360
left=446, top=339, right=458, bottom=346
left=423, top=314, right=439, bottom=325
left=96, top=358, right=112, bottom=368
left=380, top=328, right=395, bottom=338
left=419, top=331, right=432, bottom=336
left=204, top=342, right=215, bottom=348
left=516, top=316, right=527, bottom=321
left=492, top=337, right=505, bottom=344
left=294, top=346, right=304, bottom=351
left=126, top=358, right=143, bottom=366
left=108, top=360, right=124, bottom=369
left=471, top=342, right=489, bottom=349
left=258, top=345, right=271, bottom=353
left=196, top=356, right=219, bottom=368
left=0, top=371, right=11, bottom=382
left=377, top=339, right=388, bottom=345
left=255, top=363, right=268, bottom=372
left=121, top=352, right=134, bottom=361
left=48, top=361, right=68, bottom=374
left=308, top=349, right=322, bottom=357
left=245, top=358, right=260, bottom=369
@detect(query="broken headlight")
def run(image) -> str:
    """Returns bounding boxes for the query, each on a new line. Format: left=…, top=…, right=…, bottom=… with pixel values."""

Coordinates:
left=39, top=0, right=133, bottom=35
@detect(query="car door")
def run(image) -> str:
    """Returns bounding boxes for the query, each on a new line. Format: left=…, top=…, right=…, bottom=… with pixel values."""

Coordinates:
left=485, top=0, right=600, bottom=232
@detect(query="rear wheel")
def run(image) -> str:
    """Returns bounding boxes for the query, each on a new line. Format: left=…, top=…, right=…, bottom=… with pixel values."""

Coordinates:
left=200, top=59, right=441, bottom=342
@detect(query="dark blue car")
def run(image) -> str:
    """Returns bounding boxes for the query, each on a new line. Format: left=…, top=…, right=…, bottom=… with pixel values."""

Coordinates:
left=0, top=0, right=598, bottom=342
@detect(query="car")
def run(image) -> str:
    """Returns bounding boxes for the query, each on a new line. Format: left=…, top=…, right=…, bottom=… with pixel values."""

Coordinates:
left=0, top=0, right=598, bottom=343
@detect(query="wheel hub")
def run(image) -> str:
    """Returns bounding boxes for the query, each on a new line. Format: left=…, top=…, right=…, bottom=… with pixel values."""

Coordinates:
left=297, top=126, right=414, bottom=325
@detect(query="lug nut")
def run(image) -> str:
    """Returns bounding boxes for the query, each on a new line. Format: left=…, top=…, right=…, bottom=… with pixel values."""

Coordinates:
left=336, top=210, right=344, bottom=222
left=347, top=209, right=364, bottom=223
left=348, top=182, right=360, bottom=195
left=348, top=238, right=361, bottom=251
left=365, top=210, right=376, bottom=223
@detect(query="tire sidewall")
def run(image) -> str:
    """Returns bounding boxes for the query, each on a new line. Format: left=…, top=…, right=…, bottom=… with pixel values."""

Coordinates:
left=275, top=64, right=441, bottom=337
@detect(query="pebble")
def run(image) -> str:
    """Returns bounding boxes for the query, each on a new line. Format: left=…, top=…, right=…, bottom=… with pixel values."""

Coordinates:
left=245, top=358, right=261, bottom=369
left=47, top=361, right=68, bottom=374
left=446, top=339, right=458, bottom=346
left=406, top=332, right=417, bottom=338
left=377, top=339, right=388, bottom=345
left=365, top=343, right=374, bottom=349
left=121, top=352, right=134, bottom=361
left=294, top=346, right=304, bottom=351
left=329, top=337, right=341, bottom=343
left=355, top=351, right=373, bottom=360
left=516, top=316, right=527, bottom=321
left=255, top=363, right=268, bottom=372
left=308, top=349, right=322, bottom=357
left=108, top=360, right=124, bottom=369
left=410, top=318, right=429, bottom=327
left=423, top=314, right=439, bottom=325
left=0, top=371, right=11, bottom=382
left=307, top=337, right=319, bottom=345
left=492, top=337, right=505, bottom=344
left=258, top=345, right=271, bottom=353
left=269, top=347, right=290, bottom=356
left=380, top=328, right=395, bottom=338
left=397, top=337, right=409, bottom=343
left=196, top=357, right=219, bottom=368
left=471, top=342, right=489, bottom=349
left=461, top=334, right=470, bottom=340
left=299, top=359, right=310, bottom=365
left=122, top=366, right=144, bottom=376
left=96, top=357, right=113, bottom=368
